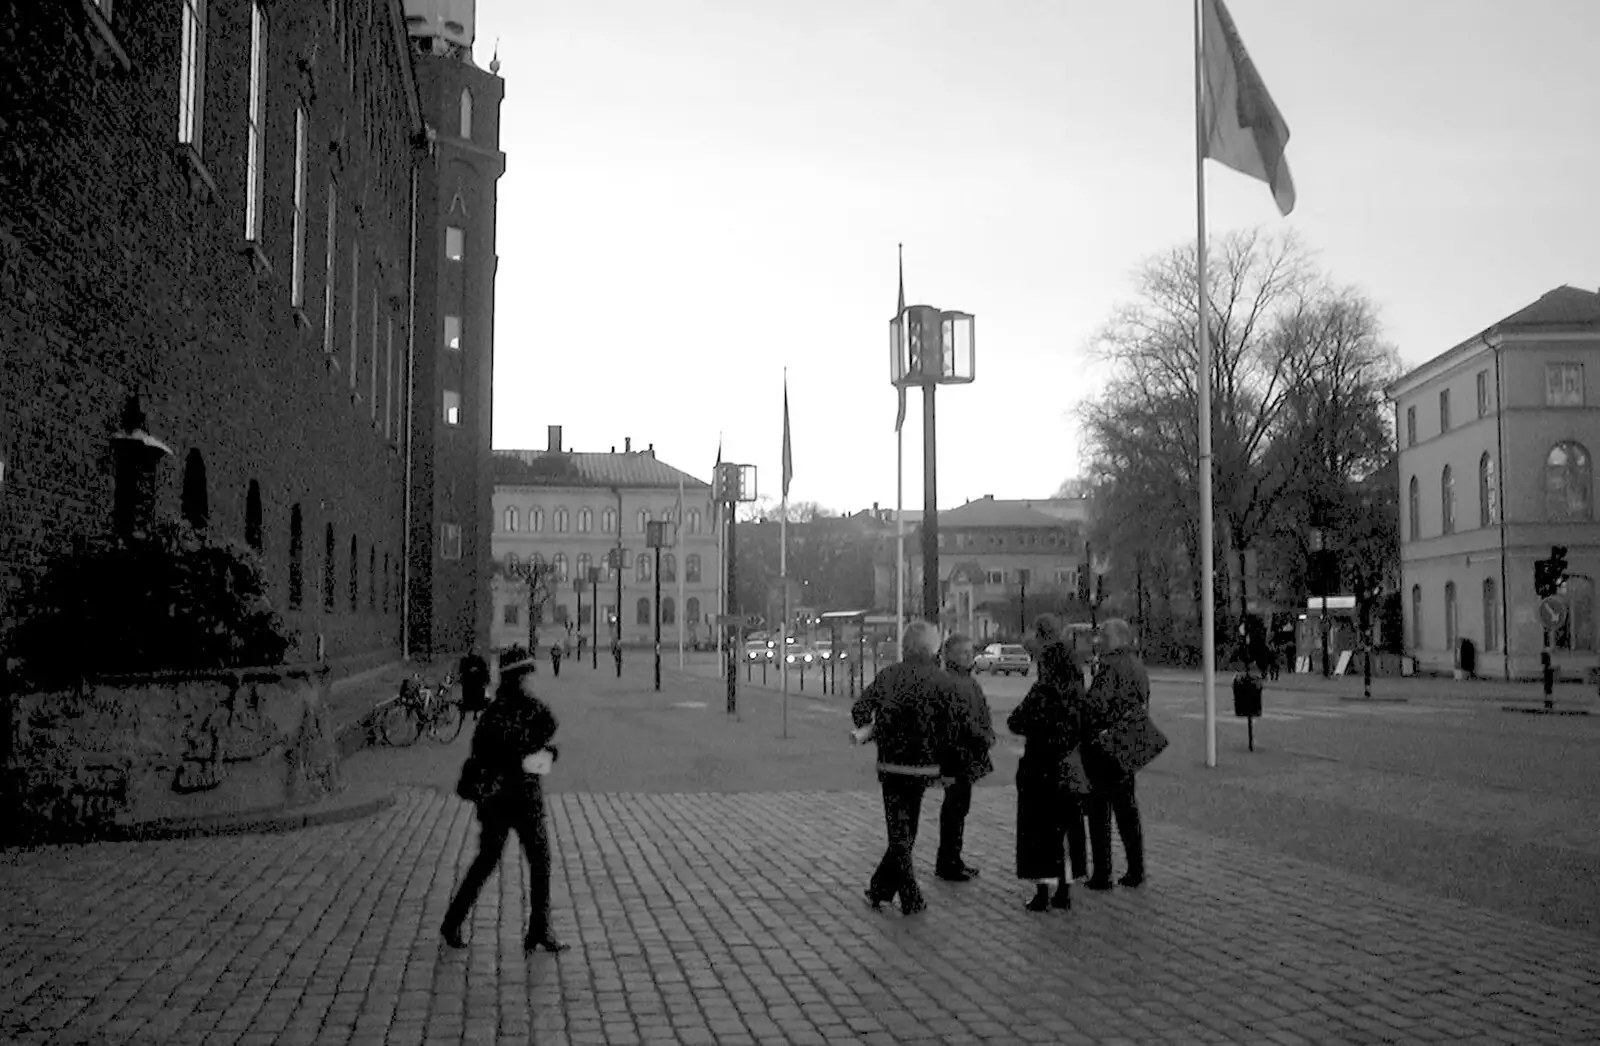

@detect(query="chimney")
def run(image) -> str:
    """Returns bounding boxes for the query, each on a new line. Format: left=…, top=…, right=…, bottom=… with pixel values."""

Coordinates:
left=647, top=442, right=654, bottom=456
left=547, top=425, right=563, bottom=452
left=625, top=436, right=632, bottom=453
left=610, top=445, right=616, bottom=454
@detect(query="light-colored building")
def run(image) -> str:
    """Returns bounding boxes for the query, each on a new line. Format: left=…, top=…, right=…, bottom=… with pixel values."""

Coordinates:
left=491, top=427, right=718, bottom=650
left=1387, top=286, right=1600, bottom=679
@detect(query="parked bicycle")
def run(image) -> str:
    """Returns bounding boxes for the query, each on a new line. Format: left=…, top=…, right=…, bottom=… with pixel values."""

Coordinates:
left=378, top=671, right=463, bottom=746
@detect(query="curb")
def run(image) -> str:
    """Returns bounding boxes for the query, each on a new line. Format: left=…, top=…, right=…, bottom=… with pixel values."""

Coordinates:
left=1337, top=695, right=1410, bottom=704
left=1, top=790, right=397, bottom=849
left=1500, top=704, right=1593, bottom=717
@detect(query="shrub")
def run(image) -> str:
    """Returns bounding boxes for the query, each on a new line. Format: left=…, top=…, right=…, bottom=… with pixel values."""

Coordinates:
left=5, top=517, right=296, bottom=688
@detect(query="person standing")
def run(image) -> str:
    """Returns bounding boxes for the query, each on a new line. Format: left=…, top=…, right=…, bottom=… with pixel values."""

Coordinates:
left=549, top=641, right=563, bottom=677
left=457, top=651, right=491, bottom=721
left=934, top=633, right=995, bottom=882
left=850, top=620, right=962, bottom=916
left=1007, top=639, right=1089, bottom=912
left=1082, top=617, right=1152, bottom=890
left=441, top=649, right=568, bottom=954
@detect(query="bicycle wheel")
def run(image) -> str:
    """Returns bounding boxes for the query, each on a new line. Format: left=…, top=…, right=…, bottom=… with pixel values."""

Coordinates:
left=430, top=699, right=464, bottom=743
left=378, top=700, right=421, bottom=747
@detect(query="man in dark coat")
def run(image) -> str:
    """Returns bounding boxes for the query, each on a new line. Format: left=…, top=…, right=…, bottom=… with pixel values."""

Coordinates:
left=458, top=651, right=491, bottom=718
left=1082, top=617, right=1151, bottom=889
left=851, top=620, right=964, bottom=915
left=934, top=633, right=995, bottom=882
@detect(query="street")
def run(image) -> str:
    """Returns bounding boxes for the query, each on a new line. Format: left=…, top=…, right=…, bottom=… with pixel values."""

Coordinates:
left=2, top=657, right=1598, bottom=1044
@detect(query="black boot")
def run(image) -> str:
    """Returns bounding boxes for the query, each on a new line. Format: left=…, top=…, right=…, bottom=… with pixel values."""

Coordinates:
left=1051, top=883, right=1072, bottom=910
left=1025, top=884, right=1051, bottom=912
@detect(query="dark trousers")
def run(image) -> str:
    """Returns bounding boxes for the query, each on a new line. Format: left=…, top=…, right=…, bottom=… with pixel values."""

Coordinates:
left=1063, top=798, right=1090, bottom=881
left=935, top=777, right=973, bottom=872
left=443, top=803, right=551, bottom=940
left=1087, top=779, right=1144, bottom=879
left=551, top=656, right=562, bottom=677
left=869, top=773, right=929, bottom=906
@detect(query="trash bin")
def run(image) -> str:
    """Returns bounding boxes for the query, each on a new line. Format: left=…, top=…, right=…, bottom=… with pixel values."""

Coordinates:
left=1231, top=673, right=1263, bottom=718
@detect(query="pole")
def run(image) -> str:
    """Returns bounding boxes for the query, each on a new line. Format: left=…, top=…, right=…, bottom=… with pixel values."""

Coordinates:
left=591, top=575, right=598, bottom=670
left=921, top=381, right=939, bottom=626
left=896, top=408, right=905, bottom=655
left=1019, top=578, right=1026, bottom=639
left=1321, top=590, right=1331, bottom=678
left=575, top=582, right=583, bottom=660
left=614, top=548, right=624, bottom=677
left=1194, top=0, right=1218, bottom=768
left=677, top=471, right=686, bottom=670
left=1363, top=589, right=1373, bottom=700
left=654, top=544, right=662, bottom=692
left=726, top=499, right=738, bottom=716
left=781, top=369, right=791, bottom=738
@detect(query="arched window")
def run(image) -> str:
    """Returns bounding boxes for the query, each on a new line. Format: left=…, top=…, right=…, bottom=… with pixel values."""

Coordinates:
left=504, top=506, right=518, bottom=532
left=1555, top=576, right=1595, bottom=651
left=1482, top=578, right=1498, bottom=652
left=324, top=523, right=337, bottom=610
left=368, top=546, right=376, bottom=609
left=687, top=596, right=701, bottom=624
left=637, top=555, right=652, bottom=582
left=245, top=480, right=263, bottom=550
left=662, top=596, right=676, bottom=625
left=661, top=553, right=676, bottom=582
left=349, top=535, right=359, bottom=610
left=459, top=88, right=473, bottom=138
left=1440, top=465, right=1455, bottom=535
left=601, top=507, right=617, bottom=534
left=181, top=449, right=209, bottom=529
left=688, top=509, right=701, bottom=535
left=1444, top=581, right=1457, bottom=651
left=554, top=507, right=569, bottom=532
left=1407, top=476, right=1420, bottom=541
left=289, top=504, right=304, bottom=609
left=577, top=507, right=593, bottom=533
left=638, top=509, right=650, bottom=533
left=686, top=554, right=702, bottom=583
left=1545, top=441, right=1593, bottom=521
left=553, top=552, right=568, bottom=580
left=1410, top=584, right=1422, bottom=651
left=1478, top=453, right=1496, bottom=528
left=531, top=507, right=544, bottom=532
left=636, top=597, right=651, bottom=625
left=575, top=553, right=591, bottom=580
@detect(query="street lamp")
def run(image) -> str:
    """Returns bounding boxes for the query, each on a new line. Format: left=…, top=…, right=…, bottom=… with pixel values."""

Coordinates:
left=606, top=546, right=633, bottom=678
left=647, top=520, right=669, bottom=692
left=890, top=304, right=974, bottom=627
left=572, top=575, right=585, bottom=655
left=587, top=566, right=601, bottom=670
left=1309, top=526, right=1334, bottom=678
left=714, top=461, right=757, bottom=715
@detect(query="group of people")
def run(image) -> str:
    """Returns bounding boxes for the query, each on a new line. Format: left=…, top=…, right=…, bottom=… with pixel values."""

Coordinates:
left=851, top=614, right=1157, bottom=916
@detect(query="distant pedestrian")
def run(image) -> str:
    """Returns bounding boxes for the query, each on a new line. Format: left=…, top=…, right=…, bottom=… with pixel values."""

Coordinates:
left=611, top=639, right=623, bottom=677
left=577, top=633, right=588, bottom=660
left=1007, top=639, right=1089, bottom=912
left=934, top=633, right=996, bottom=882
left=441, top=649, right=568, bottom=954
left=850, top=620, right=963, bottom=916
left=549, top=642, right=563, bottom=677
left=458, top=651, right=491, bottom=720
left=1082, top=617, right=1153, bottom=889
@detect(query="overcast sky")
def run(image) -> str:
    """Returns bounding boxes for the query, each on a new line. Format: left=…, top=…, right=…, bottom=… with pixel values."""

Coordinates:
left=472, top=0, right=1600, bottom=513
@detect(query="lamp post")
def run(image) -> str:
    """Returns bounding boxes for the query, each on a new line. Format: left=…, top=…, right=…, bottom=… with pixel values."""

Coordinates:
left=587, top=566, right=601, bottom=670
left=714, top=461, right=757, bottom=715
left=647, top=520, right=668, bottom=692
left=890, top=304, right=975, bottom=628
left=573, top=576, right=584, bottom=655
left=607, top=546, right=632, bottom=678
left=1309, top=526, right=1332, bottom=678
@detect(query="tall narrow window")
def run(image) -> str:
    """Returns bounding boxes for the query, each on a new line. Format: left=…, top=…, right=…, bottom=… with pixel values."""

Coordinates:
left=636, top=597, right=651, bottom=625
left=290, top=107, right=307, bottom=306
left=289, top=505, right=304, bottom=609
left=1410, top=585, right=1423, bottom=651
left=688, top=509, right=701, bottom=535
left=553, top=552, right=567, bottom=580
left=555, top=508, right=569, bottom=533
left=245, top=480, right=263, bottom=550
left=686, top=554, right=701, bottom=583
left=577, top=508, right=593, bottom=533
left=575, top=552, right=591, bottom=579
left=662, top=554, right=676, bottom=582
left=531, top=507, right=544, bottom=532
left=1440, top=465, right=1455, bottom=535
left=369, top=289, right=379, bottom=416
left=459, top=88, right=473, bottom=138
left=662, top=597, right=676, bottom=625
left=368, top=546, right=376, bottom=610
left=1479, top=453, right=1495, bottom=528
left=181, top=449, right=209, bottom=529
left=687, top=597, right=700, bottom=625
left=443, top=390, right=460, bottom=425
left=349, top=241, right=360, bottom=384
left=638, top=509, right=649, bottom=533
left=445, top=227, right=464, bottom=260
left=440, top=523, right=462, bottom=561
left=323, top=183, right=337, bottom=352
left=382, top=552, right=390, bottom=612
left=178, top=0, right=208, bottom=153
left=324, top=523, right=336, bottom=610
left=244, top=2, right=268, bottom=241
left=637, top=556, right=651, bottom=583
left=1444, top=581, right=1458, bottom=652
left=1438, top=389, right=1451, bottom=432
left=1482, top=578, right=1499, bottom=652
left=1407, top=476, right=1420, bottom=541
left=601, top=507, right=616, bottom=534
left=1545, top=442, right=1593, bottom=521
left=444, top=315, right=461, bottom=351
left=384, top=317, right=394, bottom=438
left=504, top=507, right=518, bottom=532
left=1405, top=406, right=1416, bottom=447
left=1476, top=370, right=1489, bottom=418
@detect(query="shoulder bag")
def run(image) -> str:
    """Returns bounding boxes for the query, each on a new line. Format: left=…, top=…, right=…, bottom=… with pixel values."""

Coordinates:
left=455, top=754, right=498, bottom=804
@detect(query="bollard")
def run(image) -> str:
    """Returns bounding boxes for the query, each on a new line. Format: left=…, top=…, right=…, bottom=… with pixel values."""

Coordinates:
left=1543, top=650, right=1555, bottom=711
left=1232, top=672, right=1263, bottom=752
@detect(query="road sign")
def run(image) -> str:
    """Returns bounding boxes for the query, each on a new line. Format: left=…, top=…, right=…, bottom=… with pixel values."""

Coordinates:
left=1539, top=595, right=1568, bottom=630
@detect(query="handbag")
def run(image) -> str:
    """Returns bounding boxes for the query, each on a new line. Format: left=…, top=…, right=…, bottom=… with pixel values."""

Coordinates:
left=1092, top=712, right=1169, bottom=779
left=455, top=755, right=498, bottom=804
left=1059, top=746, right=1092, bottom=798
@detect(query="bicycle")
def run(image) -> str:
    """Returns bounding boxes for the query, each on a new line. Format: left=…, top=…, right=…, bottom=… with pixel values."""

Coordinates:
left=378, top=671, right=464, bottom=747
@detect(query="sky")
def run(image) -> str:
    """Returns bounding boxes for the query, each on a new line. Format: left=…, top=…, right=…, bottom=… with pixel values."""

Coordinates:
left=468, top=0, right=1600, bottom=514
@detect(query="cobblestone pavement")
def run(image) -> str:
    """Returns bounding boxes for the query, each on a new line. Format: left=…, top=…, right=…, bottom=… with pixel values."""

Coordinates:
left=4, top=782, right=1600, bottom=1045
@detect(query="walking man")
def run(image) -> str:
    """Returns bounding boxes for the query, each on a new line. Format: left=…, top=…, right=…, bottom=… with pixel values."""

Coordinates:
left=549, top=641, right=563, bottom=677
left=935, top=633, right=995, bottom=881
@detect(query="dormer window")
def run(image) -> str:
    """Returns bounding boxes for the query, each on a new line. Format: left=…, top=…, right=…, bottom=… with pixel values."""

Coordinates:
left=459, top=88, right=473, bottom=139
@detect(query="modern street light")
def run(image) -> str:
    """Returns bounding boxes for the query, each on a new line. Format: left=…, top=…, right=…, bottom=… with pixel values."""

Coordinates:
left=587, top=566, right=601, bottom=670
left=606, top=546, right=633, bottom=678
left=714, top=461, right=757, bottom=716
left=890, top=304, right=974, bottom=628
left=646, top=520, right=668, bottom=692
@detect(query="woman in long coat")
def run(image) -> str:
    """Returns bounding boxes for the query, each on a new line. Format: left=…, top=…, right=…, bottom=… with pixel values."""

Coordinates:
left=1007, top=639, right=1089, bottom=912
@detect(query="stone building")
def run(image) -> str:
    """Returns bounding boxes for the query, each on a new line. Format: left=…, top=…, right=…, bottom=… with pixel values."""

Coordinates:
left=0, top=0, right=501, bottom=671
left=492, top=428, right=719, bottom=650
left=1387, top=286, right=1600, bottom=679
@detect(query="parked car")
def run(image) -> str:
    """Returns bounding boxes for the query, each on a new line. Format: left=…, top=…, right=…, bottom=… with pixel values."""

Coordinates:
left=974, top=643, right=1032, bottom=676
left=812, top=639, right=849, bottom=661
left=744, top=640, right=774, bottom=662
left=784, top=645, right=817, bottom=666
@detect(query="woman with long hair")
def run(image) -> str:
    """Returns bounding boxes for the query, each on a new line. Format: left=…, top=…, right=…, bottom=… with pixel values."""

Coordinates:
left=1007, top=638, right=1090, bottom=912
left=441, top=649, right=568, bottom=954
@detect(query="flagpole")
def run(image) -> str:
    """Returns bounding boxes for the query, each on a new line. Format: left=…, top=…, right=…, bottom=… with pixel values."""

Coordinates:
left=894, top=243, right=907, bottom=658
left=677, top=470, right=686, bottom=670
left=715, top=434, right=725, bottom=666
left=1195, top=0, right=1218, bottom=768
left=781, top=370, right=790, bottom=739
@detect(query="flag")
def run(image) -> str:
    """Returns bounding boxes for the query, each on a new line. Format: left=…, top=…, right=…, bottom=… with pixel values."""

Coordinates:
left=1201, top=0, right=1295, bottom=216
left=781, top=374, right=793, bottom=498
left=712, top=435, right=722, bottom=499
left=894, top=245, right=907, bottom=433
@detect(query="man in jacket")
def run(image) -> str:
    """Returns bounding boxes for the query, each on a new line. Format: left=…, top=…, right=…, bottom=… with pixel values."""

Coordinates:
left=851, top=620, right=963, bottom=915
left=1082, top=617, right=1151, bottom=889
left=934, top=633, right=995, bottom=882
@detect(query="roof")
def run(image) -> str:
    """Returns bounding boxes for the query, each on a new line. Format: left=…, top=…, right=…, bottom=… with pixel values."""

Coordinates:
left=494, top=449, right=712, bottom=490
left=935, top=498, right=1071, bottom=529
left=1387, top=285, right=1600, bottom=397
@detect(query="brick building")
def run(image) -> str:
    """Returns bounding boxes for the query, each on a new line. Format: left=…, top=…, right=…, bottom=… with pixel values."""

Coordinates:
left=0, top=1, right=501, bottom=670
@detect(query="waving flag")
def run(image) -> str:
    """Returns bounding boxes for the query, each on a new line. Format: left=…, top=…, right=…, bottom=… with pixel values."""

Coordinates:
left=782, top=375, right=793, bottom=498
left=1201, top=0, right=1295, bottom=215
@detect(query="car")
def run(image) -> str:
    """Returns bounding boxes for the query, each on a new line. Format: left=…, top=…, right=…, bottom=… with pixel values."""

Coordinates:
left=811, top=639, right=849, bottom=661
left=783, top=645, right=817, bottom=666
left=975, top=643, right=1032, bottom=676
left=743, top=640, right=774, bottom=662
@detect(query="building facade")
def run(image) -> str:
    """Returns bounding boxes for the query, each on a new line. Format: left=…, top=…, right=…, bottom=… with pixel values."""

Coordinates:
left=1387, top=286, right=1600, bottom=679
left=0, top=1, right=498, bottom=672
left=491, top=429, right=719, bottom=650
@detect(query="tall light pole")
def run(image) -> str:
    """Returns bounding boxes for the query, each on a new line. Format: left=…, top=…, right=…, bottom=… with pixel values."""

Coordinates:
left=647, top=520, right=668, bottom=692
left=607, top=546, right=632, bottom=678
left=587, top=566, right=600, bottom=670
left=714, top=461, right=757, bottom=716
left=889, top=304, right=974, bottom=628
left=1309, top=526, right=1332, bottom=678
left=573, top=576, right=584, bottom=654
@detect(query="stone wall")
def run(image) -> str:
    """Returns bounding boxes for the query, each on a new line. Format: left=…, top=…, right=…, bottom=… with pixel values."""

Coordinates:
left=2, top=663, right=340, bottom=842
